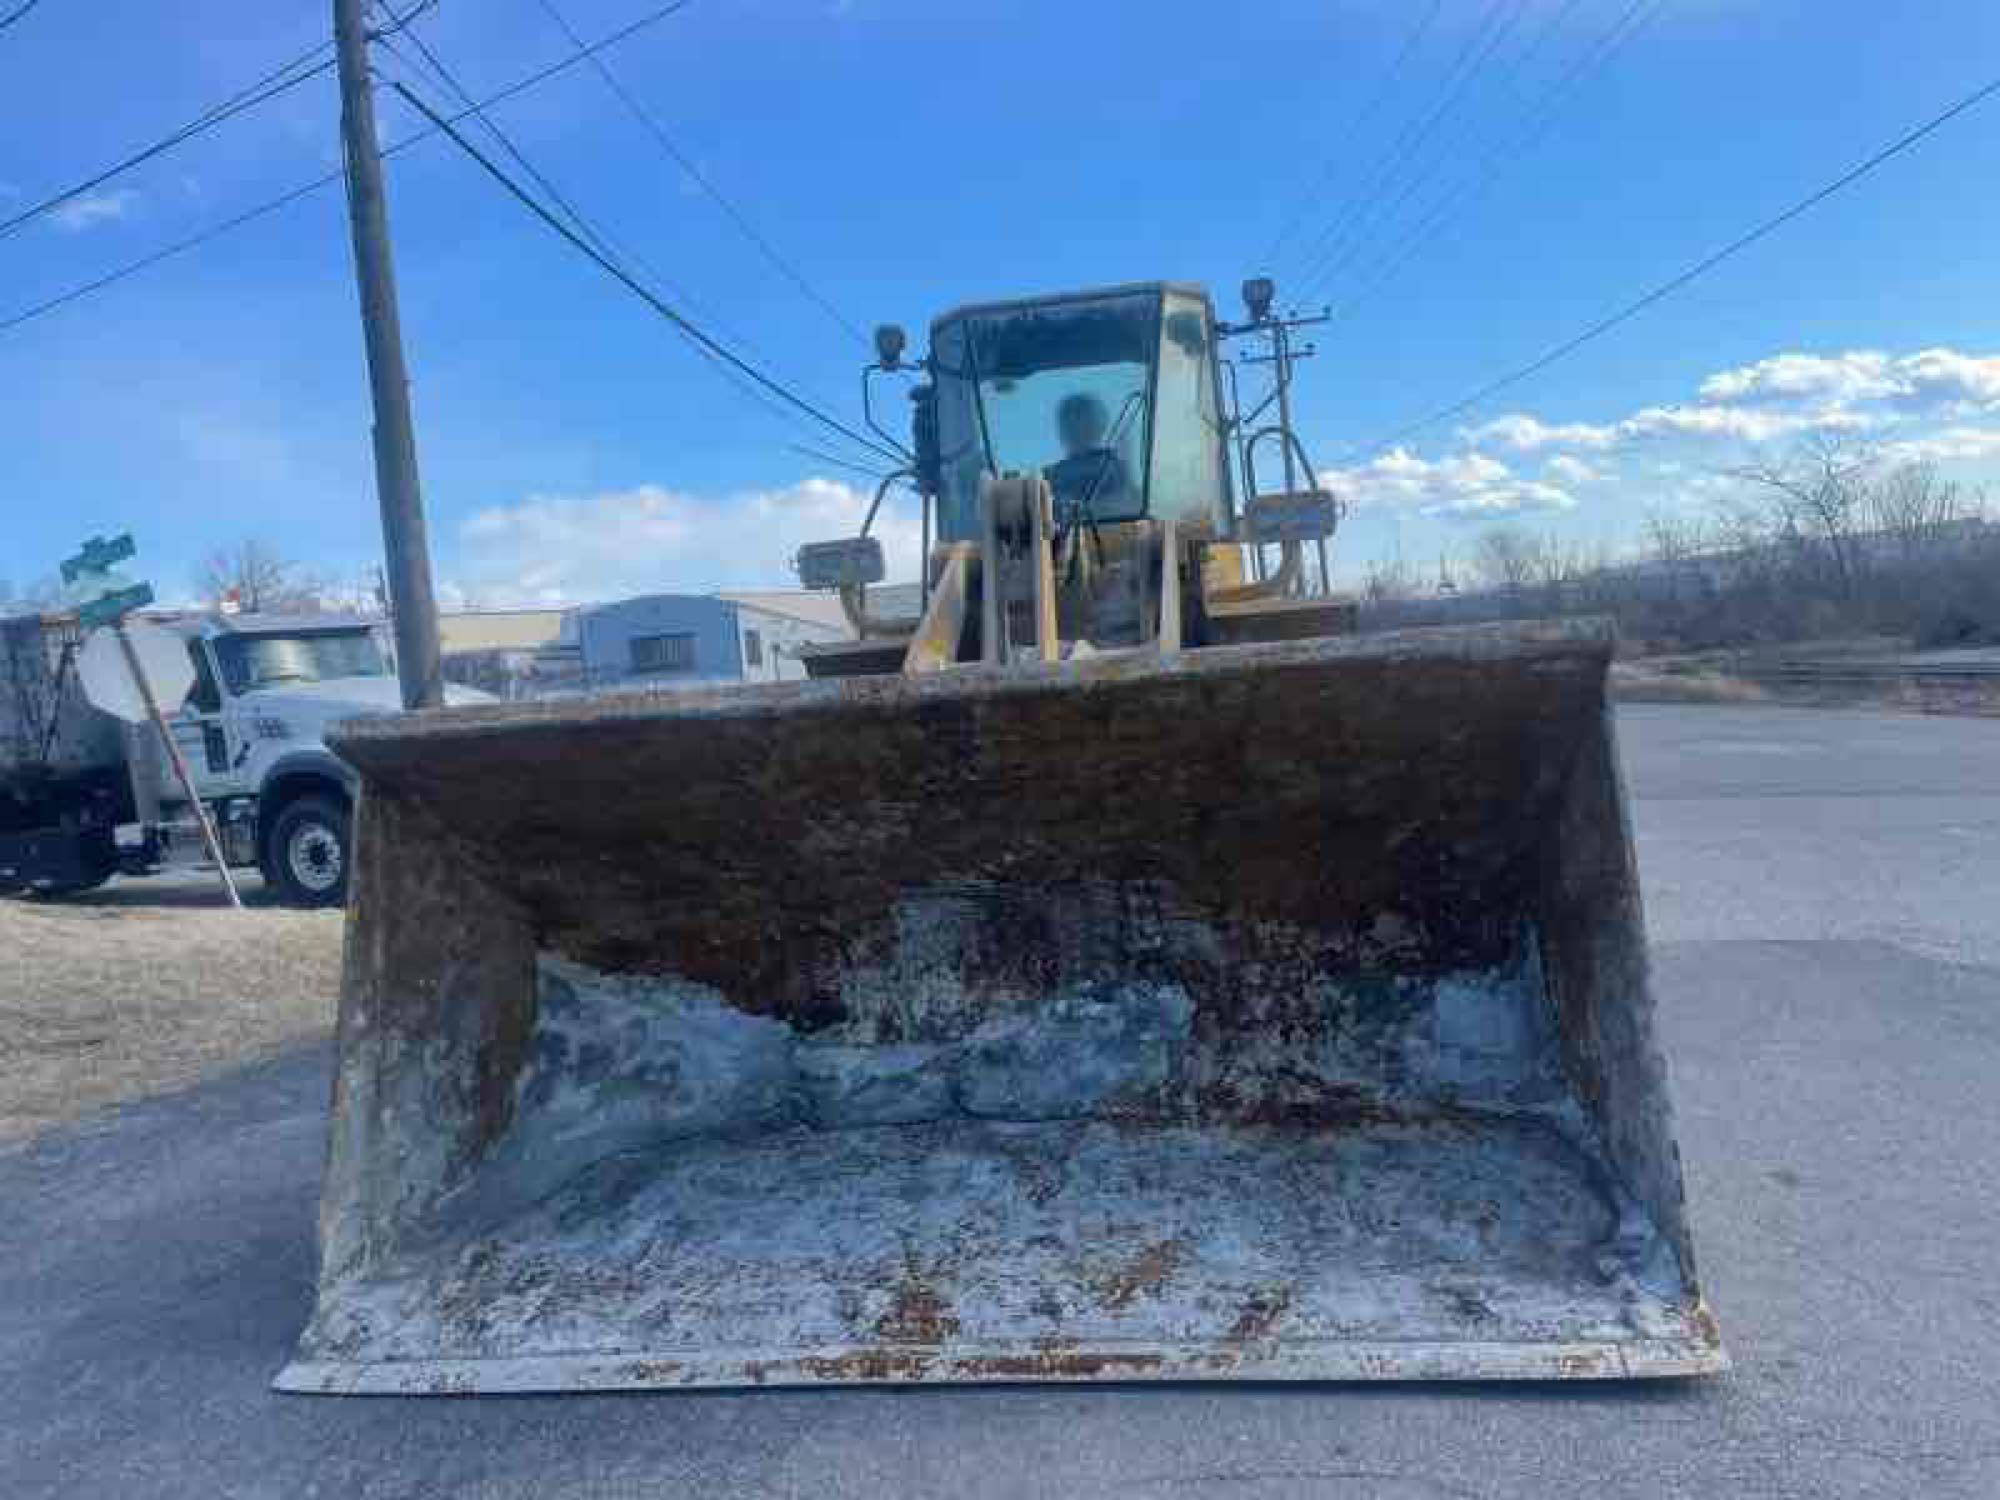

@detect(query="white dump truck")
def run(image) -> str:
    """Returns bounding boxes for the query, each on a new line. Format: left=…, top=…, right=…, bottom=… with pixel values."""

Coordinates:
left=1, top=609, right=480, bottom=906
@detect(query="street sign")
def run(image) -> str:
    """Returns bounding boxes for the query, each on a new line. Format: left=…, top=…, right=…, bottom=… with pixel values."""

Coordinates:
left=60, top=533, right=137, bottom=584
left=78, top=618, right=195, bottom=724
left=76, top=582, right=156, bottom=629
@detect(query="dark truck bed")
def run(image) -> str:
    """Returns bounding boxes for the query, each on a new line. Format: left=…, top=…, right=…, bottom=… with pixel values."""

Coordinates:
left=1, top=613, right=131, bottom=893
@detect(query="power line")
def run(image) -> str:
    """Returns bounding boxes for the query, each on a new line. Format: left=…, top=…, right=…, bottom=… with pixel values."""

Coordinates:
left=372, top=6, right=884, bottom=465
left=1357, top=69, right=2000, bottom=459
left=370, top=15, right=626, bottom=267
left=0, top=49, right=333, bottom=242
left=1290, top=0, right=1530, bottom=302
left=530, top=0, right=870, bottom=350
left=390, top=81, right=903, bottom=464
left=0, top=0, right=41, bottom=34
left=1298, top=0, right=1594, bottom=308
left=1258, top=0, right=1443, bottom=274
left=0, top=0, right=706, bottom=338
left=0, top=174, right=340, bottom=335
left=1330, top=0, right=1660, bottom=319
left=1276, top=0, right=1520, bottom=297
left=787, top=442, right=893, bottom=480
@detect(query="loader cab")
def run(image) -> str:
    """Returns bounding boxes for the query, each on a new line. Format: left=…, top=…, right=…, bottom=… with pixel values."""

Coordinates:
left=925, top=282, right=1235, bottom=542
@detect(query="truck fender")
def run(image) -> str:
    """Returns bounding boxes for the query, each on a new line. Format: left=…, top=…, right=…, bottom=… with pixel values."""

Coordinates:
left=257, top=749, right=358, bottom=833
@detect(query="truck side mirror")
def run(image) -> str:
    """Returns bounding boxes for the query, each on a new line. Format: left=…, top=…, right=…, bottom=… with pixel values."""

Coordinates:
left=796, top=536, right=887, bottom=591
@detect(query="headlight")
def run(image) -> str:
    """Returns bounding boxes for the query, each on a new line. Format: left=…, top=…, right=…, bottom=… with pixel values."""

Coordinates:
left=252, top=714, right=292, bottom=740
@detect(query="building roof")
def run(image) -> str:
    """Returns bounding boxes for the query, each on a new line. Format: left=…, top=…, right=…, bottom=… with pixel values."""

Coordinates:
left=716, top=589, right=852, bottom=633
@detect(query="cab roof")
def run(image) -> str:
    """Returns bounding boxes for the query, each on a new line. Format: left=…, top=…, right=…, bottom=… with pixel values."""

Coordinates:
left=194, top=612, right=380, bottom=639
left=930, top=281, right=1214, bottom=332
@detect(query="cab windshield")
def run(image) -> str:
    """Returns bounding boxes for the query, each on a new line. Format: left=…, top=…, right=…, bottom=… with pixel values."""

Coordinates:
left=931, top=290, right=1159, bottom=539
left=213, top=630, right=389, bottom=694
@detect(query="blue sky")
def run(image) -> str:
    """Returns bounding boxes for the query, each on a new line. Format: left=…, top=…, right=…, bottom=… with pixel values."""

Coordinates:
left=5, top=0, right=2000, bottom=605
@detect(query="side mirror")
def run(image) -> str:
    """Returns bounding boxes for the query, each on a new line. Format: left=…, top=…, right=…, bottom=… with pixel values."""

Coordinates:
left=1243, top=489, right=1342, bottom=545
left=797, top=536, right=887, bottom=591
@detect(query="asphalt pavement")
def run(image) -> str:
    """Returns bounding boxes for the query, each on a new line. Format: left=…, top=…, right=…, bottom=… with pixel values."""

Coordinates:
left=4, top=703, right=1997, bottom=1499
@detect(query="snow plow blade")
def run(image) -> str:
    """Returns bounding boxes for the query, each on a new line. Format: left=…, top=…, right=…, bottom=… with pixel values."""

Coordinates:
left=278, top=619, right=1725, bottom=1394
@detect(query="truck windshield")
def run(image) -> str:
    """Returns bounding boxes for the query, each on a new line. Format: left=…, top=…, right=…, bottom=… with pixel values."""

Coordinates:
left=931, top=290, right=1160, bottom=540
left=212, top=631, right=388, bottom=694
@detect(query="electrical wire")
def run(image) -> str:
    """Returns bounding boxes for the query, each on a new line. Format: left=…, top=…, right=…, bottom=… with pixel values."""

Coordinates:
left=389, top=80, right=903, bottom=464
left=371, top=6, right=884, bottom=465
left=787, top=442, right=893, bottom=480
left=0, top=49, right=333, bottom=242
left=0, top=173, right=341, bottom=335
left=1298, top=0, right=1597, bottom=308
left=531, top=0, right=870, bottom=350
left=1278, top=0, right=1521, bottom=299
left=0, top=0, right=705, bottom=337
left=1289, top=0, right=1530, bottom=302
left=1258, top=0, right=1443, bottom=274
left=0, top=0, right=41, bottom=34
left=1330, top=0, right=1659, bottom=320
left=1356, top=68, right=2000, bottom=458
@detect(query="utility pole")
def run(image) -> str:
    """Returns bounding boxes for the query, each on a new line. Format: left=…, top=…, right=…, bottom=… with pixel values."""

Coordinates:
left=1226, top=284, right=1331, bottom=594
left=333, top=0, right=443, bottom=710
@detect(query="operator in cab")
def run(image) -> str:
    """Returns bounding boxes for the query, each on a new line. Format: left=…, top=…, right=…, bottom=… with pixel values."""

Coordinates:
left=1043, top=391, right=1133, bottom=520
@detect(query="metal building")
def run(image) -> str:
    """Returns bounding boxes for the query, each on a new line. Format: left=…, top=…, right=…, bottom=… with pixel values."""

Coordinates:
left=574, top=594, right=844, bottom=693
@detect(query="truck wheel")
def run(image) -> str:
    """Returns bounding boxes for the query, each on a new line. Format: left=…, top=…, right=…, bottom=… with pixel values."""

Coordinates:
left=266, top=795, right=351, bottom=908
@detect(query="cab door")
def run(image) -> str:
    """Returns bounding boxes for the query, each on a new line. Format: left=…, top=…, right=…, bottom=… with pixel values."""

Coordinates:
left=167, top=639, right=244, bottom=797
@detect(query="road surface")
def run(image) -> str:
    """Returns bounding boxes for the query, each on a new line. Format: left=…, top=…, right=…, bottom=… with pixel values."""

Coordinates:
left=3, top=704, right=1997, bottom=1499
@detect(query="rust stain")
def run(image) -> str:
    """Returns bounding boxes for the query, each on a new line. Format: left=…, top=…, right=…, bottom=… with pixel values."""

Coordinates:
left=1096, top=1239, right=1185, bottom=1311
left=874, top=1274, right=962, bottom=1343
left=949, top=1349, right=1166, bottom=1380
left=1555, top=1350, right=1617, bottom=1377
left=622, top=1359, right=683, bottom=1383
left=1227, top=1287, right=1293, bottom=1342
left=801, top=1349, right=938, bottom=1382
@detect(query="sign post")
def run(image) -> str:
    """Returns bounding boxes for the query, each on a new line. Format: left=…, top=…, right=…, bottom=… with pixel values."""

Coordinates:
left=66, top=536, right=242, bottom=908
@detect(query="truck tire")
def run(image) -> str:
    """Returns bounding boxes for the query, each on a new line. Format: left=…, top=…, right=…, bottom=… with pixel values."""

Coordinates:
left=265, top=794, right=352, bottom=909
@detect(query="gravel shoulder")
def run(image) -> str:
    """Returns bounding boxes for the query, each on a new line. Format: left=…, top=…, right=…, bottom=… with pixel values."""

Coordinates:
left=0, top=876, right=341, bottom=1145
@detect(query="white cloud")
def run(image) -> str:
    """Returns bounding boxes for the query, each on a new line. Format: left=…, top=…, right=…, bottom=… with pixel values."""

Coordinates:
left=1880, top=424, right=2000, bottom=464
left=1700, top=348, right=2000, bottom=410
left=1470, top=398, right=1869, bottom=454
left=1544, top=454, right=1602, bottom=485
left=1616, top=401, right=1873, bottom=445
left=451, top=477, right=923, bottom=605
left=1464, top=414, right=1619, bottom=451
left=47, top=189, right=139, bottom=232
left=1324, top=448, right=1576, bottom=523
left=1698, top=351, right=1899, bottom=405
left=1896, top=349, right=2000, bottom=408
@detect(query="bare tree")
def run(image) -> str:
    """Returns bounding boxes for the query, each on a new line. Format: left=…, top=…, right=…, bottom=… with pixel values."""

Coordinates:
left=1361, top=555, right=1419, bottom=605
left=1472, top=525, right=1539, bottom=591
left=195, top=540, right=327, bottom=615
left=1868, top=460, right=1968, bottom=564
left=1730, top=434, right=1875, bottom=598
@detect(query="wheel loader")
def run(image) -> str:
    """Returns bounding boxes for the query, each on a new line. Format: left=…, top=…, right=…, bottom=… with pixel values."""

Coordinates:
left=279, top=280, right=1725, bottom=1394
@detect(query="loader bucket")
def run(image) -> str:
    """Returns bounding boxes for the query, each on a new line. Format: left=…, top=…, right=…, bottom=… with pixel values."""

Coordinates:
left=278, top=619, right=1724, bottom=1394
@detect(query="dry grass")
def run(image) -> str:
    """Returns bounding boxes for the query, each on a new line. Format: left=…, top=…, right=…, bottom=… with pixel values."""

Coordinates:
left=1610, top=663, right=1770, bottom=706
left=0, top=878, right=342, bottom=1145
